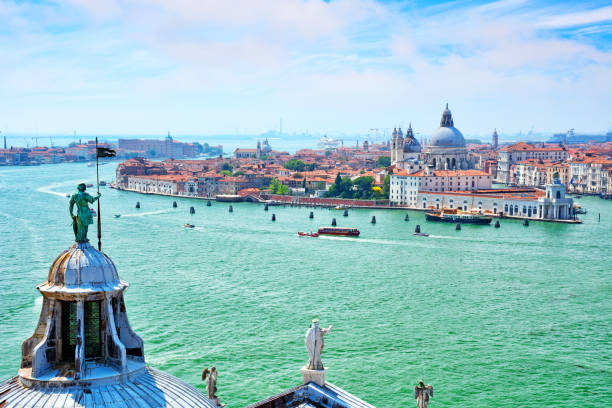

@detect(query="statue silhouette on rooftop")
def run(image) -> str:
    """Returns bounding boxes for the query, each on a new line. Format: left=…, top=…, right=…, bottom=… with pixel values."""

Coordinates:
left=69, top=183, right=100, bottom=242
left=305, top=319, right=332, bottom=370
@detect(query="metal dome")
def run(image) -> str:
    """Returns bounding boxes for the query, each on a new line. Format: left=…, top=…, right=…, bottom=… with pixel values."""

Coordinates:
left=39, top=242, right=127, bottom=295
left=0, top=367, right=218, bottom=408
left=429, top=126, right=465, bottom=148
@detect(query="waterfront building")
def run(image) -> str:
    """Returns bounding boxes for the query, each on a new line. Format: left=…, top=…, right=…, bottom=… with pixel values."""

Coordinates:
left=390, top=168, right=491, bottom=206
left=567, top=156, right=612, bottom=195
left=496, top=142, right=569, bottom=184
left=0, top=240, right=218, bottom=407
left=418, top=181, right=574, bottom=220
left=421, top=104, right=474, bottom=170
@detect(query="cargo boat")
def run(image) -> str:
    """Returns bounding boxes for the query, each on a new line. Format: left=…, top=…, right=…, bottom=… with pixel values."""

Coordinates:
left=425, top=209, right=492, bottom=224
left=317, top=227, right=360, bottom=236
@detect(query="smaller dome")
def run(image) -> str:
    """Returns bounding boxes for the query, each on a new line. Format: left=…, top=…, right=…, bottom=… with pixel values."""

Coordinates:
left=39, top=242, right=127, bottom=295
left=403, top=138, right=421, bottom=153
left=403, top=124, right=421, bottom=153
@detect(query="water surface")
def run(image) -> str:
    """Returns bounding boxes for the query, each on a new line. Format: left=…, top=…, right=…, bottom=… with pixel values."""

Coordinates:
left=0, top=163, right=610, bottom=407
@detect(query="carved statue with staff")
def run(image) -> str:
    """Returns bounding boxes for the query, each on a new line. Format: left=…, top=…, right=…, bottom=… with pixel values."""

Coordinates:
left=68, top=139, right=115, bottom=247
left=305, top=319, right=332, bottom=370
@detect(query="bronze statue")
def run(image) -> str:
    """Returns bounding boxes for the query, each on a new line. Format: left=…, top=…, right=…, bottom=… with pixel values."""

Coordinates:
left=414, top=380, right=433, bottom=408
left=69, top=183, right=100, bottom=242
left=305, top=319, right=332, bottom=370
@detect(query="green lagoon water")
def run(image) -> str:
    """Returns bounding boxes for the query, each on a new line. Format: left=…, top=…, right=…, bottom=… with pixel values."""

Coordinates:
left=0, top=162, right=611, bottom=407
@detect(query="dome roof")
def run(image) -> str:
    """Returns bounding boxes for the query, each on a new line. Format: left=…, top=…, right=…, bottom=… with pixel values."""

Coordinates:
left=429, top=126, right=465, bottom=148
left=1, top=368, right=218, bottom=407
left=38, top=242, right=127, bottom=295
left=429, top=104, right=465, bottom=148
left=403, top=125, right=421, bottom=153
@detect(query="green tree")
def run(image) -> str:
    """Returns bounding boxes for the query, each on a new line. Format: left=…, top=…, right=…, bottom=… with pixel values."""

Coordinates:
left=376, top=156, right=391, bottom=168
left=277, top=184, right=289, bottom=195
left=292, top=172, right=303, bottom=178
left=220, top=170, right=232, bottom=176
left=221, top=162, right=233, bottom=172
left=382, top=174, right=391, bottom=198
left=353, top=176, right=374, bottom=199
left=338, top=177, right=354, bottom=199
left=334, top=173, right=342, bottom=186
left=268, top=178, right=290, bottom=195
left=284, top=159, right=306, bottom=172
left=317, top=181, right=325, bottom=190
left=302, top=178, right=307, bottom=189
left=233, top=170, right=245, bottom=176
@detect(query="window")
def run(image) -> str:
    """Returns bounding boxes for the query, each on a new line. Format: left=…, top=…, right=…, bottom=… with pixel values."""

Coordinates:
left=61, top=301, right=77, bottom=362
left=84, top=301, right=102, bottom=359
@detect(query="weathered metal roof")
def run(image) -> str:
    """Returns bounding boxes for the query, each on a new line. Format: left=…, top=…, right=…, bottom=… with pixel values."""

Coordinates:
left=0, top=367, right=217, bottom=408
left=39, top=242, right=127, bottom=295
left=246, top=382, right=376, bottom=408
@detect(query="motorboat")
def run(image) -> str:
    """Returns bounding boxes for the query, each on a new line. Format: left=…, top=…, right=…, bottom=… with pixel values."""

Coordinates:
left=425, top=208, right=492, bottom=224
left=297, top=231, right=319, bottom=237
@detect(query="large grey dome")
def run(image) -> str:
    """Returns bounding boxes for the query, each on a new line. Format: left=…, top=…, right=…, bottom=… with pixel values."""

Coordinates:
left=429, top=126, right=465, bottom=148
left=429, top=104, right=465, bottom=148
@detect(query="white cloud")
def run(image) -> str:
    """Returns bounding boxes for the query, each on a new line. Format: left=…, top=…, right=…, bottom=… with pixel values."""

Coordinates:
left=535, top=5, right=612, bottom=29
left=0, top=0, right=611, bottom=134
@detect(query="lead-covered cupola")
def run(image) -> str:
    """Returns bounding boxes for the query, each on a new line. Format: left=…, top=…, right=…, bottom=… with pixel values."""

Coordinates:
left=20, top=241, right=143, bottom=384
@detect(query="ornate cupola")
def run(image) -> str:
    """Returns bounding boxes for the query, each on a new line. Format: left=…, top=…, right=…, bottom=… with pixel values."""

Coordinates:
left=440, top=103, right=454, bottom=127
left=1, top=185, right=218, bottom=407
left=20, top=241, right=143, bottom=384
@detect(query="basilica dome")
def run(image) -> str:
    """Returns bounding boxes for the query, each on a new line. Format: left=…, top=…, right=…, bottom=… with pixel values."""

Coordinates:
left=429, top=104, right=466, bottom=148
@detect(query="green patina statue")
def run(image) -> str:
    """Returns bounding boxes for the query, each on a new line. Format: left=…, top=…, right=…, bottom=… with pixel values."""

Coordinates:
left=69, top=183, right=100, bottom=242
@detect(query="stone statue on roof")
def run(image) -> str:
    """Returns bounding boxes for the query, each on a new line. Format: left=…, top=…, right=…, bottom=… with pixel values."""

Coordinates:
left=414, top=380, right=434, bottom=408
left=202, top=366, right=223, bottom=406
left=305, top=319, right=332, bottom=370
left=69, top=183, right=100, bottom=242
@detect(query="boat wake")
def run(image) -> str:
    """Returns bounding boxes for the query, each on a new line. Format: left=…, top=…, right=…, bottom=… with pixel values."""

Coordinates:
left=318, top=235, right=412, bottom=246
left=36, top=180, right=83, bottom=198
left=119, top=209, right=173, bottom=218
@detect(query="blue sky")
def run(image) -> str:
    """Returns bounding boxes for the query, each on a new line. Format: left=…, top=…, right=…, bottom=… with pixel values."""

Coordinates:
left=1, top=0, right=611, bottom=137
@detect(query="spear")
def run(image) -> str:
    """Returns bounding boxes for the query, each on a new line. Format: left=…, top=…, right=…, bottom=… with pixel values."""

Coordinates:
left=95, top=139, right=116, bottom=251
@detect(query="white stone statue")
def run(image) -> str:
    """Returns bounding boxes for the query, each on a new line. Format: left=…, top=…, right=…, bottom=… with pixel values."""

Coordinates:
left=414, top=380, right=434, bottom=408
left=305, top=319, right=332, bottom=370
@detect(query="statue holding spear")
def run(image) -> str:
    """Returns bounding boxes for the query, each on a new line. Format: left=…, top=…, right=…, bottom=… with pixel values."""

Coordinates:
left=68, top=138, right=115, bottom=249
